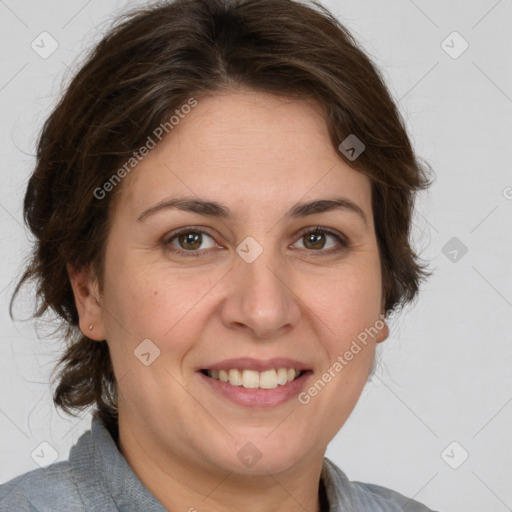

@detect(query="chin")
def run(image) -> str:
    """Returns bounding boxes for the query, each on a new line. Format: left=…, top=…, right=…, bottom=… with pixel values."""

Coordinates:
left=211, top=434, right=312, bottom=476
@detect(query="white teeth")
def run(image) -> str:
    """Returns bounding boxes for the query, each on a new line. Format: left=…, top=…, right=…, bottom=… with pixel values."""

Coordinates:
left=277, top=368, right=288, bottom=385
left=242, top=369, right=260, bottom=389
left=228, top=369, right=243, bottom=386
left=206, top=368, right=302, bottom=389
left=259, top=369, right=278, bottom=389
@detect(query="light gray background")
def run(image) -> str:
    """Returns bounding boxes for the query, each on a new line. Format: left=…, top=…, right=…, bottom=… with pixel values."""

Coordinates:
left=1, top=1, right=511, bottom=511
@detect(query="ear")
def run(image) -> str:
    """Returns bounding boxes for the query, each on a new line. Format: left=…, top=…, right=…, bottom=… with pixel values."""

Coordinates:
left=66, top=263, right=106, bottom=341
left=375, top=311, right=389, bottom=344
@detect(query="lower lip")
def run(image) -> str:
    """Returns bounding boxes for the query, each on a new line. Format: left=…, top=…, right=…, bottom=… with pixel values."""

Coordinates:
left=198, top=371, right=312, bottom=408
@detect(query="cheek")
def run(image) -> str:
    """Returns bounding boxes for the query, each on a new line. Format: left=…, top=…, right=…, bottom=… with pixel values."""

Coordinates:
left=101, top=237, right=382, bottom=363
left=101, top=260, right=217, bottom=353
left=304, top=262, right=383, bottom=341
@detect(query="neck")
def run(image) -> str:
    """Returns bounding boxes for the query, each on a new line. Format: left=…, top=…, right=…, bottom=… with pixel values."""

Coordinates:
left=118, top=419, right=327, bottom=512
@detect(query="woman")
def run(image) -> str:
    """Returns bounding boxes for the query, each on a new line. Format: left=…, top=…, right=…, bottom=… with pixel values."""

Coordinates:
left=1, top=0, right=436, bottom=510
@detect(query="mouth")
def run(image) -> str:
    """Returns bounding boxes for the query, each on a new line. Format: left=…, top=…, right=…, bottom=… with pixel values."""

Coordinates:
left=197, top=357, right=313, bottom=407
left=199, top=368, right=308, bottom=390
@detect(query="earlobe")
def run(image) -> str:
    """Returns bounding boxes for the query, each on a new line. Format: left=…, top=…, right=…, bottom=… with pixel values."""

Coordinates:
left=66, top=263, right=106, bottom=341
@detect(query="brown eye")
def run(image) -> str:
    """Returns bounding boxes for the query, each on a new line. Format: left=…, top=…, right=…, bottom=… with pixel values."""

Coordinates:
left=164, top=229, right=217, bottom=256
left=294, top=227, right=350, bottom=254
left=302, top=231, right=327, bottom=250
left=177, top=232, right=203, bottom=250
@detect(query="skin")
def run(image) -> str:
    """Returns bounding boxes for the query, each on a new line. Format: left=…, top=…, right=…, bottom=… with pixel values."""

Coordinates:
left=68, top=88, right=389, bottom=512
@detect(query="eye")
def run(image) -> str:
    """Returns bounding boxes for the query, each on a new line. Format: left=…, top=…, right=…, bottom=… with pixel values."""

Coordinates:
left=293, top=227, right=350, bottom=254
left=163, top=228, right=217, bottom=257
left=162, top=225, right=350, bottom=258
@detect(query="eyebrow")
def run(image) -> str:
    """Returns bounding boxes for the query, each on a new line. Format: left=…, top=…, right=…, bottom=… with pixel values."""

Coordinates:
left=137, top=195, right=368, bottom=226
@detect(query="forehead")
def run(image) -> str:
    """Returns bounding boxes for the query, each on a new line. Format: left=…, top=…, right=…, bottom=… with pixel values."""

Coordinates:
left=116, top=89, right=372, bottom=219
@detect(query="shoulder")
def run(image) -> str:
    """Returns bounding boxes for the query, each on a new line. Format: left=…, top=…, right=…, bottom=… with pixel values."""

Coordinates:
left=0, top=415, right=158, bottom=512
left=351, top=480, right=437, bottom=512
left=0, top=461, right=85, bottom=511
left=322, top=458, right=439, bottom=512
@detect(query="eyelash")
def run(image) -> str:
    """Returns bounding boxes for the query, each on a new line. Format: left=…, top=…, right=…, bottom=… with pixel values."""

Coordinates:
left=162, top=225, right=351, bottom=258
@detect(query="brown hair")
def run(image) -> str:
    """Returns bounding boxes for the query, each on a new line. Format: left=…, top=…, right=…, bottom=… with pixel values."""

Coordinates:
left=11, top=0, right=432, bottom=432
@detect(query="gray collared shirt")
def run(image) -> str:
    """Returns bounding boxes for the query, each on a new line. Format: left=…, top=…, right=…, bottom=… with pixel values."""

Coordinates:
left=0, top=415, right=437, bottom=511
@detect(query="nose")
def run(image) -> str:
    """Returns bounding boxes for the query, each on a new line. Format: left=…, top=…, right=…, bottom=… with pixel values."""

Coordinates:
left=219, top=242, right=301, bottom=339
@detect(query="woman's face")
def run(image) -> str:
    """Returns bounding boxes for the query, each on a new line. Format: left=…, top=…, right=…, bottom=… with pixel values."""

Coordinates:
left=78, top=89, right=388, bottom=476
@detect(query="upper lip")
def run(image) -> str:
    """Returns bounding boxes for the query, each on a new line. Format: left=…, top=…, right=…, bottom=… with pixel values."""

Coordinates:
left=200, top=357, right=312, bottom=372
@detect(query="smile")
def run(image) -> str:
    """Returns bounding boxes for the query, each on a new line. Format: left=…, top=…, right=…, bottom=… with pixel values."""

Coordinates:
left=201, top=368, right=303, bottom=389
